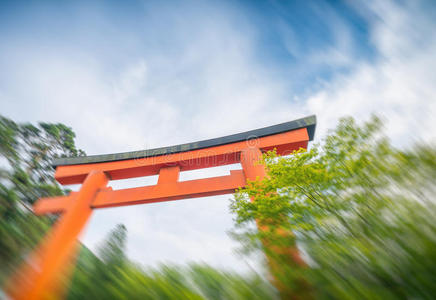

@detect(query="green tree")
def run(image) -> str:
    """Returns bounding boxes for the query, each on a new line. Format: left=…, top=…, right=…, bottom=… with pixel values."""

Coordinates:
left=0, top=115, right=85, bottom=283
left=98, top=224, right=128, bottom=270
left=230, top=116, right=436, bottom=299
left=68, top=224, right=278, bottom=300
left=68, top=224, right=129, bottom=299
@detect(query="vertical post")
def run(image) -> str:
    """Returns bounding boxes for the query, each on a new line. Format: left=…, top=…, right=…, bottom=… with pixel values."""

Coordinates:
left=240, top=147, right=267, bottom=181
left=158, top=166, right=180, bottom=184
left=6, top=170, right=109, bottom=300
left=240, top=147, right=309, bottom=299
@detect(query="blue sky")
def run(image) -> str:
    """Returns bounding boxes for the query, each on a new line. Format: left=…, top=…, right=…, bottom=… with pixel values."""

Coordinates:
left=0, top=0, right=376, bottom=98
left=1, top=0, right=435, bottom=272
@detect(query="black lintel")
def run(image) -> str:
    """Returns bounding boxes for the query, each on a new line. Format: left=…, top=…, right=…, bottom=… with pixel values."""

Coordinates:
left=52, top=115, right=316, bottom=167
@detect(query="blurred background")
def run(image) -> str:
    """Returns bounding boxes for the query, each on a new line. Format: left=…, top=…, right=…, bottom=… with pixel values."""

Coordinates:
left=1, top=0, right=435, bottom=299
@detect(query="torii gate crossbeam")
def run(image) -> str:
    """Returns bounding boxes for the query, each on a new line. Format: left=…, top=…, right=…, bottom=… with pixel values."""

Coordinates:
left=6, top=115, right=316, bottom=299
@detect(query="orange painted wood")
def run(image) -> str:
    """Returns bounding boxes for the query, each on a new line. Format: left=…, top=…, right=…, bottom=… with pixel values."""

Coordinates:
left=55, top=128, right=309, bottom=185
left=240, top=147, right=267, bottom=181
left=33, top=170, right=246, bottom=214
left=157, top=166, right=180, bottom=184
left=33, top=192, right=77, bottom=215
left=93, top=169, right=246, bottom=208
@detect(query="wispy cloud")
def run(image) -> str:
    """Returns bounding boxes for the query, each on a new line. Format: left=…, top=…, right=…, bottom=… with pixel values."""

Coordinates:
left=303, top=0, right=436, bottom=146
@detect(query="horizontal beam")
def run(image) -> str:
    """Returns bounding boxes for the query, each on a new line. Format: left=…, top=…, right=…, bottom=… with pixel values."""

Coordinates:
left=55, top=128, right=309, bottom=185
left=33, top=192, right=77, bottom=215
left=93, top=169, right=246, bottom=208
left=53, top=115, right=316, bottom=167
left=34, top=170, right=246, bottom=215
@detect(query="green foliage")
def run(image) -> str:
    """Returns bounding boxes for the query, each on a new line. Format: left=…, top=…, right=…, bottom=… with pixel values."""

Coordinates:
left=230, top=116, right=436, bottom=299
left=68, top=225, right=277, bottom=300
left=98, top=224, right=128, bottom=269
left=0, top=115, right=85, bottom=283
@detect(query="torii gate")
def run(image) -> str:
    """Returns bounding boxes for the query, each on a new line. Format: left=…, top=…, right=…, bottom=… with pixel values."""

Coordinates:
left=6, top=115, right=316, bottom=299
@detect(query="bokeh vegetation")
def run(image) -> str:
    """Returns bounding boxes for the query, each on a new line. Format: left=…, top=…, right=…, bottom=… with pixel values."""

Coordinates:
left=0, top=115, right=85, bottom=284
left=1, top=114, right=436, bottom=299
left=231, top=116, right=436, bottom=299
left=68, top=224, right=277, bottom=300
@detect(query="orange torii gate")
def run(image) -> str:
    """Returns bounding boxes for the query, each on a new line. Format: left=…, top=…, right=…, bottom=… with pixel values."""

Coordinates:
left=7, top=115, right=316, bottom=299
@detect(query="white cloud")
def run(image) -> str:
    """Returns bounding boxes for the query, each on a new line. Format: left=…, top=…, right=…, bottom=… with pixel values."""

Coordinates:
left=303, top=0, right=436, bottom=146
